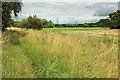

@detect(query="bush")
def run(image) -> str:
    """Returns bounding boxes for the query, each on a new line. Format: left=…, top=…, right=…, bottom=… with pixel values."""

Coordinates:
left=3, top=30, right=26, bottom=45
left=15, top=15, right=54, bottom=30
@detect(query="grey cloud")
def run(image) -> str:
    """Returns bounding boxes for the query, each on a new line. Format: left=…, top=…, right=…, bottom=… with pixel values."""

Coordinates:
left=86, top=2, right=118, bottom=16
left=22, top=2, right=92, bottom=17
left=16, top=2, right=118, bottom=24
left=22, top=0, right=119, bottom=2
left=119, top=1, right=120, bottom=10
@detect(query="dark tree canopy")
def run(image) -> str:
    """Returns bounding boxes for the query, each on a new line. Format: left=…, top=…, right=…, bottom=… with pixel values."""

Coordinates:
left=96, top=10, right=120, bottom=29
left=109, top=10, right=120, bottom=29
left=2, top=1, right=22, bottom=31
left=97, top=19, right=112, bottom=27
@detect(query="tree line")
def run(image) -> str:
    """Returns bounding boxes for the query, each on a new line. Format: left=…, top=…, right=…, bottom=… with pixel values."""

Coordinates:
left=12, top=15, right=55, bottom=30
left=11, top=9, right=120, bottom=29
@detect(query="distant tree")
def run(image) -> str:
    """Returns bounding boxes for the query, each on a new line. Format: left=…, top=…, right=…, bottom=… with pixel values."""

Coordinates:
left=89, top=23, right=97, bottom=27
left=17, top=19, right=29, bottom=28
left=41, top=19, right=48, bottom=28
left=15, top=15, right=54, bottom=30
left=22, top=15, right=43, bottom=30
left=26, top=15, right=43, bottom=29
left=97, top=19, right=112, bottom=27
left=62, top=24, right=67, bottom=27
left=2, top=1, right=23, bottom=31
left=96, top=10, right=120, bottom=29
left=109, top=10, right=120, bottom=29
left=47, top=20, right=55, bottom=28
left=83, top=23, right=89, bottom=27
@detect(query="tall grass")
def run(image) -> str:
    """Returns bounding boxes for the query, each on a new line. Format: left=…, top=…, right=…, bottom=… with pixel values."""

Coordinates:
left=2, top=30, right=35, bottom=78
left=2, top=29, right=118, bottom=78
left=0, top=31, right=2, bottom=79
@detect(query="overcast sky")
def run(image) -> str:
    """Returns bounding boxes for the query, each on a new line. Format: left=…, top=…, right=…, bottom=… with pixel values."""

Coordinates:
left=22, top=0, right=119, bottom=2
left=14, top=1, right=119, bottom=24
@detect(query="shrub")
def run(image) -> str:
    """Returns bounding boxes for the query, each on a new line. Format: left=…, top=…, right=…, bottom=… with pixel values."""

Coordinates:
left=15, top=15, right=54, bottom=30
left=3, top=30, right=26, bottom=45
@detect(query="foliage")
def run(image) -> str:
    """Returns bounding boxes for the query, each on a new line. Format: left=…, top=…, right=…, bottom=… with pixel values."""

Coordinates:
left=2, top=1, right=22, bottom=31
left=47, top=20, right=55, bottom=28
left=15, top=15, right=55, bottom=30
left=97, top=10, right=120, bottom=29
left=55, top=23, right=97, bottom=28
left=83, top=23, right=89, bottom=27
left=97, top=19, right=112, bottom=27
left=109, top=10, right=120, bottom=29
left=3, top=30, right=26, bottom=45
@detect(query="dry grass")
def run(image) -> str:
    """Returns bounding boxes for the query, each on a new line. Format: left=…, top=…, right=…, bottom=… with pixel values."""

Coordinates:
left=0, top=30, right=2, bottom=78
left=2, top=28, right=119, bottom=78
left=63, top=29, right=118, bottom=36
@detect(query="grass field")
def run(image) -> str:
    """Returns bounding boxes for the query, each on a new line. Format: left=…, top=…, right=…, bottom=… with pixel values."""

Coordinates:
left=2, top=27, right=118, bottom=78
left=43, top=27, right=110, bottom=32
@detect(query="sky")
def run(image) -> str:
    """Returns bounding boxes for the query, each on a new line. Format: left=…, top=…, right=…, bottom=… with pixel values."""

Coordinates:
left=13, top=0, right=119, bottom=24
left=22, top=0, right=119, bottom=2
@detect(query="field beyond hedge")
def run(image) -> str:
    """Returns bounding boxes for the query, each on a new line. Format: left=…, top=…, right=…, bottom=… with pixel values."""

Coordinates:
left=43, top=27, right=110, bottom=32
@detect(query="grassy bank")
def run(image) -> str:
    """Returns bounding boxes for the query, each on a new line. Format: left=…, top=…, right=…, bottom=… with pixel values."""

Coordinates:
left=2, top=28, right=118, bottom=78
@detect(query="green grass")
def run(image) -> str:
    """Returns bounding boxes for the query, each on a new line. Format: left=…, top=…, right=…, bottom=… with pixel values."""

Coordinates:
left=43, top=27, right=110, bottom=32
left=2, top=28, right=118, bottom=78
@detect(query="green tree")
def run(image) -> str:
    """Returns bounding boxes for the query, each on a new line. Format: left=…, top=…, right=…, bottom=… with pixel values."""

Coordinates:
left=2, top=1, right=22, bottom=31
left=47, top=20, right=55, bottom=28
left=97, top=19, right=112, bottom=27
left=83, top=23, right=89, bottom=27
left=26, top=15, right=43, bottom=30
left=15, top=15, right=54, bottom=30
left=41, top=19, right=48, bottom=28
left=109, top=10, right=120, bottom=29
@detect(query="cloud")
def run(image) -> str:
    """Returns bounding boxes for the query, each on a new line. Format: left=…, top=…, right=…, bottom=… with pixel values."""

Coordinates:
left=56, top=15, right=108, bottom=24
left=21, top=2, right=92, bottom=16
left=15, top=2, right=118, bottom=24
left=86, top=2, right=118, bottom=16
left=22, top=0, right=119, bottom=2
left=119, top=1, right=120, bottom=10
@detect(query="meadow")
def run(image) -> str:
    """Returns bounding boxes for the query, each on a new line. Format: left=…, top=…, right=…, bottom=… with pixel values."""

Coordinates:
left=2, top=27, right=119, bottom=78
left=42, top=27, right=110, bottom=32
